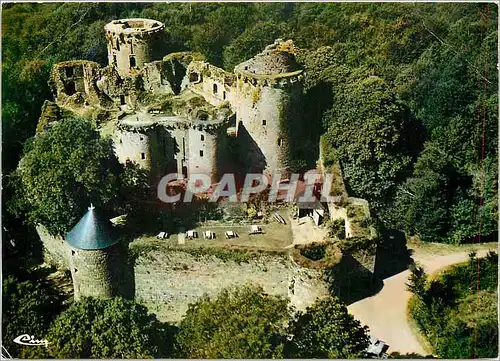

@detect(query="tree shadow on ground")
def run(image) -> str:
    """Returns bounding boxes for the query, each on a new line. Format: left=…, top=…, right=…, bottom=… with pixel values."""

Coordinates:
left=374, top=228, right=414, bottom=280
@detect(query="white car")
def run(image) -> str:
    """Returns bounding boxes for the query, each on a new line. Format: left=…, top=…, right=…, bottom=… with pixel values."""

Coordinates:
left=186, top=230, right=198, bottom=239
left=225, top=230, right=237, bottom=239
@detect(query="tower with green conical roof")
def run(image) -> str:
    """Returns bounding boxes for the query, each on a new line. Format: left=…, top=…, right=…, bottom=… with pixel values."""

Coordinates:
left=66, top=205, right=123, bottom=301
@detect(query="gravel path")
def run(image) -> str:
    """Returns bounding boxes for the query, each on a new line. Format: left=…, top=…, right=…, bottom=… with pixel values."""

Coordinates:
left=288, top=216, right=327, bottom=247
left=347, top=247, right=496, bottom=355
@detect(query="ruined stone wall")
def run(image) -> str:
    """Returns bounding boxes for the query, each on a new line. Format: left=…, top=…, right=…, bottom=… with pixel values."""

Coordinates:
left=150, top=128, right=173, bottom=177
left=36, top=225, right=69, bottom=269
left=133, top=249, right=331, bottom=322
left=36, top=225, right=372, bottom=322
left=167, top=127, right=189, bottom=176
left=140, top=61, right=175, bottom=95
left=327, top=203, right=353, bottom=238
left=159, top=122, right=229, bottom=181
left=350, top=246, right=377, bottom=275
left=68, top=243, right=123, bottom=301
left=114, top=128, right=153, bottom=169
left=113, top=126, right=171, bottom=178
left=96, top=67, right=139, bottom=109
left=50, top=60, right=105, bottom=110
left=215, top=126, right=232, bottom=177
left=186, top=62, right=235, bottom=107
left=288, top=261, right=330, bottom=311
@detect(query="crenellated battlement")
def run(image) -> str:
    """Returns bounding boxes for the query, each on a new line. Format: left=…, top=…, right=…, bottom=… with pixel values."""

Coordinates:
left=235, top=69, right=305, bottom=90
left=105, top=18, right=166, bottom=77
left=105, top=18, right=164, bottom=36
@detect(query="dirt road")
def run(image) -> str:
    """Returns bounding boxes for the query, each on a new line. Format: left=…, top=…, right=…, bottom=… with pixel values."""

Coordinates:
left=347, top=246, right=497, bottom=355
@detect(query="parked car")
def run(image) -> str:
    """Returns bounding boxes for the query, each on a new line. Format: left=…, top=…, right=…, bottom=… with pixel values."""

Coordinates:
left=186, top=230, right=198, bottom=239
left=225, top=230, right=237, bottom=239
left=365, top=336, right=389, bottom=359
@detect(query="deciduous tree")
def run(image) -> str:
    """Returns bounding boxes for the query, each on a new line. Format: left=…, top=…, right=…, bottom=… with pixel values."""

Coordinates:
left=175, top=285, right=289, bottom=358
left=286, top=296, right=370, bottom=358
left=12, top=118, right=121, bottom=235
left=45, top=297, right=174, bottom=358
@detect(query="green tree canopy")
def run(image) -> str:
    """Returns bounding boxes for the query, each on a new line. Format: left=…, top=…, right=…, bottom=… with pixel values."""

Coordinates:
left=286, top=296, right=370, bottom=358
left=11, top=118, right=121, bottom=235
left=175, top=284, right=289, bottom=358
left=1, top=275, right=63, bottom=358
left=323, top=74, right=419, bottom=209
left=45, top=297, right=173, bottom=358
left=408, top=252, right=498, bottom=358
left=188, top=4, right=256, bottom=66
left=406, top=263, right=427, bottom=300
left=222, top=21, right=283, bottom=71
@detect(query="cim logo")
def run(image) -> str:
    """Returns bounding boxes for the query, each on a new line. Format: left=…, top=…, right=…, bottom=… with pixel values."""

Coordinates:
left=13, top=334, right=50, bottom=347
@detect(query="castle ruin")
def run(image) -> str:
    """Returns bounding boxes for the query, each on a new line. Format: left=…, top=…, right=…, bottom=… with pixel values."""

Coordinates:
left=45, top=18, right=306, bottom=182
left=37, top=18, right=378, bottom=318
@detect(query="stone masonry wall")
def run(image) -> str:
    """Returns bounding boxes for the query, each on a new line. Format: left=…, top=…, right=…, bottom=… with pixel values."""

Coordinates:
left=133, top=249, right=330, bottom=322
left=105, top=19, right=165, bottom=77
left=187, top=127, right=218, bottom=181
left=140, top=61, right=175, bottom=95
left=36, top=225, right=373, bottom=323
left=36, top=225, right=69, bottom=269
left=114, top=128, right=152, bottom=169
left=234, top=75, right=304, bottom=176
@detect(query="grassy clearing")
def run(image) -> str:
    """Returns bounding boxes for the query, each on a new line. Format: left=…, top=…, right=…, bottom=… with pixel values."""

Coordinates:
left=407, top=236, right=498, bottom=256
left=130, top=237, right=287, bottom=264
left=129, top=210, right=292, bottom=263
left=141, top=210, right=292, bottom=251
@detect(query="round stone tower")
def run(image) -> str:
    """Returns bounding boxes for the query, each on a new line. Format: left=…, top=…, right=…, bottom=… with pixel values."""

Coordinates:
left=65, top=205, right=122, bottom=301
left=104, top=18, right=165, bottom=77
left=233, top=39, right=305, bottom=177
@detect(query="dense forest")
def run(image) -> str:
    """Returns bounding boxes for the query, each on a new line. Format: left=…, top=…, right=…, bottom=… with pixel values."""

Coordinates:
left=1, top=3, right=498, bottom=359
left=407, top=252, right=498, bottom=358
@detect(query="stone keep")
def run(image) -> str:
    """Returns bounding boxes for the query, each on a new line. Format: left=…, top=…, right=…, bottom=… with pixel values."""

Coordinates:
left=66, top=206, right=122, bottom=301
left=105, top=18, right=165, bottom=77
left=233, top=40, right=305, bottom=176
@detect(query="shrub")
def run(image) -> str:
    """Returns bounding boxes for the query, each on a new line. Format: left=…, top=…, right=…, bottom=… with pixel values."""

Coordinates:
left=286, top=296, right=370, bottom=358
left=300, top=243, right=327, bottom=260
left=327, top=218, right=346, bottom=239
left=45, top=297, right=174, bottom=358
